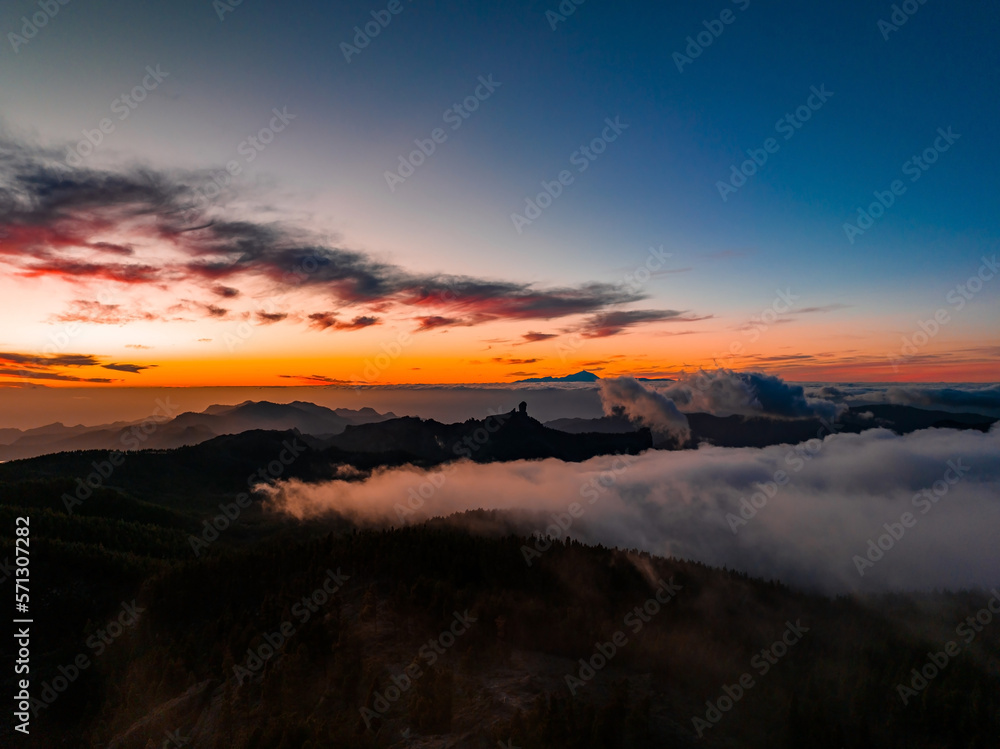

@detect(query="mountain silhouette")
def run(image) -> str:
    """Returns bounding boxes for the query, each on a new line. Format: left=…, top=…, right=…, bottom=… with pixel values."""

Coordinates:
left=0, top=405, right=650, bottom=509
left=513, top=370, right=601, bottom=383
left=323, top=403, right=651, bottom=462
left=0, top=401, right=396, bottom=461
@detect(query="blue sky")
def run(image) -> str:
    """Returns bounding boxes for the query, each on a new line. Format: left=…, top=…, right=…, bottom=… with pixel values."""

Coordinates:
left=0, top=0, right=997, bottom=385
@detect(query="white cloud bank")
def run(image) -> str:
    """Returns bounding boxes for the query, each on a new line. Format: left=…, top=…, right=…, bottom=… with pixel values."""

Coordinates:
left=261, top=423, right=1000, bottom=593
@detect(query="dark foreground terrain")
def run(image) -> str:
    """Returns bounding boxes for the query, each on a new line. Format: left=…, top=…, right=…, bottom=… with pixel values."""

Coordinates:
left=1, top=422, right=998, bottom=748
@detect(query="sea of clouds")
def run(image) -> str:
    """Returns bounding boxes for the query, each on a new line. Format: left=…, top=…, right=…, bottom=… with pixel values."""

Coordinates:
left=262, top=419, right=1000, bottom=593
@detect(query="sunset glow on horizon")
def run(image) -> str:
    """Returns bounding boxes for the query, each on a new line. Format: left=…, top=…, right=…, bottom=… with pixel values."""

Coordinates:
left=1, top=0, right=997, bottom=390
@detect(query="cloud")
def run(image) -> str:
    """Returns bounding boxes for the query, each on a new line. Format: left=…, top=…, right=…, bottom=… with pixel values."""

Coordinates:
left=51, top=300, right=158, bottom=325
left=493, top=357, right=540, bottom=366
left=307, top=312, right=338, bottom=330
left=886, top=384, right=1000, bottom=413
left=308, top=312, right=380, bottom=331
left=660, top=369, right=843, bottom=421
left=595, top=370, right=843, bottom=425
left=517, top=331, right=558, bottom=344
left=19, top=258, right=163, bottom=284
left=101, top=362, right=154, bottom=373
left=278, top=374, right=350, bottom=384
left=803, top=383, right=1000, bottom=419
left=260, top=424, right=1000, bottom=592
left=415, top=315, right=463, bottom=332
left=0, top=350, right=152, bottom=383
left=0, top=137, right=697, bottom=330
left=579, top=310, right=712, bottom=338
left=599, top=376, right=690, bottom=441
left=0, top=367, right=113, bottom=383
left=255, top=311, right=288, bottom=324
left=90, top=241, right=134, bottom=256
left=338, top=315, right=380, bottom=331
left=0, top=352, right=101, bottom=368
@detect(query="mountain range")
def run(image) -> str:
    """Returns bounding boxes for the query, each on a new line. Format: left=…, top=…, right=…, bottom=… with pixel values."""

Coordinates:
left=3, top=398, right=995, bottom=464
left=0, top=400, right=396, bottom=461
left=512, top=370, right=601, bottom=383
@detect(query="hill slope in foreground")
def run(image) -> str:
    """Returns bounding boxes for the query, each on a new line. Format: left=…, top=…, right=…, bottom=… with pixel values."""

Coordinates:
left=1, top=439, right=998, bottom=747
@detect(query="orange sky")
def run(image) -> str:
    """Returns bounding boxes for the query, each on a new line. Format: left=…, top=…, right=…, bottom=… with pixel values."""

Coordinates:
left=1, top=151, right=996, bottom=388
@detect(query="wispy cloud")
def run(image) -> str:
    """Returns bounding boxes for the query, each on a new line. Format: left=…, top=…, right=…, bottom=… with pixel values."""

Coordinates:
left=51, top=300, right=158, bottom=325
left=516, top=331, right=558, bottom=344
left=278, top=374, right=351, bottom=384
left=0, top=137, right=703, bottom=334
left=579, top=310, right=712, bottom=338
left=0, top=351, right=151, bottom=383
left=102, top=362, right=155, bottom=373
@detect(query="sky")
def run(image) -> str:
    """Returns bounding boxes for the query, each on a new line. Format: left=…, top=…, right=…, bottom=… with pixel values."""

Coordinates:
left=0, top=0, right=997, bottom=388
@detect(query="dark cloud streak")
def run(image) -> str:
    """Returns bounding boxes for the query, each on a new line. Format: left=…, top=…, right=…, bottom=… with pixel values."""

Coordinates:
left=0, top=138, right=699, bottom=331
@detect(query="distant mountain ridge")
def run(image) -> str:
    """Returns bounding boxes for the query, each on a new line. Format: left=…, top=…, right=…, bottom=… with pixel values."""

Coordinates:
left=0, top=409, right=652, bottom=510
left=2, top=399, right=994, bottom=464
left=513, top=370, right=601, bottom=383
left=0, top=400, right=396, bottom=461
left=321, top=405, right=651, bottom=462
